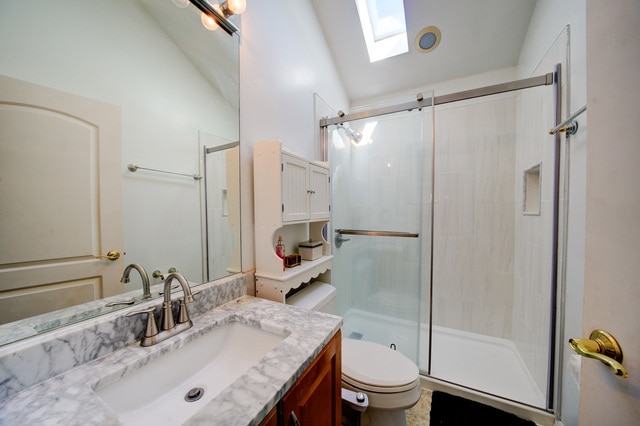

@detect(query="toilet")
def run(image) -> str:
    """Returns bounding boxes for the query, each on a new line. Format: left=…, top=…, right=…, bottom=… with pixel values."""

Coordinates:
left=287, top=282, right=422, bottom=425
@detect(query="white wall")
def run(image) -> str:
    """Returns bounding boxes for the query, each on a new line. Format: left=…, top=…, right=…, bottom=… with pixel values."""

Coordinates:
left=239, top=0, right=349, bottom=277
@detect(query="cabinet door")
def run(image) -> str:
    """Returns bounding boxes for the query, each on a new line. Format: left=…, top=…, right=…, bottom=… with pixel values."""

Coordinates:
left=280, top=332, right=341, bottom=426
left=259, top=407, right=277, bottom=426
left=309, top=164, right=330, bottom=221
left=282, top=153, right=310, bottom=223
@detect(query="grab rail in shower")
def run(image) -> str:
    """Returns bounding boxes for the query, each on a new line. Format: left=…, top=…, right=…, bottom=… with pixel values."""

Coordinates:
left=548, top=104, right=586, bottom=136
left=335, top=229, right=419, bottom=238
left=128, top=164, right=202, bottom=180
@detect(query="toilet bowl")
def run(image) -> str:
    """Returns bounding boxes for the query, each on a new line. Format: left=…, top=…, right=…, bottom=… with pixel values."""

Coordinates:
left=341, top=338, right=421, bottom=410
left=287, top=282, right=422, bottom=421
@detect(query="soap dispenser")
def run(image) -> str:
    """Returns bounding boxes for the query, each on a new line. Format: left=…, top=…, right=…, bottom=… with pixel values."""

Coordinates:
left=276, top=236, right=286, bottom=258
left=276, top=236, right=286, bottom=270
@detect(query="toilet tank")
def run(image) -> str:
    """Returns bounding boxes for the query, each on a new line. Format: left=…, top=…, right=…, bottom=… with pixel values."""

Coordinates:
left=286, top=282, right=336, bottom=314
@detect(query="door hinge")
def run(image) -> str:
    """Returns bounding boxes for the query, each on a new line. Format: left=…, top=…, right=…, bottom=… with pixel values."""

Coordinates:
left=282, top=204, right=285, bottom=212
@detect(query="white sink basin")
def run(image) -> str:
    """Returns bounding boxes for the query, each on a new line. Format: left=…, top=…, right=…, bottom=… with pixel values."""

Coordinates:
left=95, top=321, right=286, bottom=425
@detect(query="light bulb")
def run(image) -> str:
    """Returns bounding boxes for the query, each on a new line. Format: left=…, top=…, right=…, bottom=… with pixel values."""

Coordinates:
left=201, top=12, right=219, bottom=31
left=225, top=0, right=246, bottom=15
left=171, top=0, right=190, bottom=8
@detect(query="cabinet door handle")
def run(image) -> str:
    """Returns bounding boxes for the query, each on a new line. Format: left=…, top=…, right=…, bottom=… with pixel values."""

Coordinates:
left=307, top=189, right=316, bottom=194
left=290, top=411, right=301, bottom=426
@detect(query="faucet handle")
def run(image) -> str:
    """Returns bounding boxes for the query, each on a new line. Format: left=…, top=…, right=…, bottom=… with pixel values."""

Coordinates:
left=177, top=290, right=200, bottom=324
left=126, top=306, right=159, bottom=342
left=177, top=298, right=190, bottom=325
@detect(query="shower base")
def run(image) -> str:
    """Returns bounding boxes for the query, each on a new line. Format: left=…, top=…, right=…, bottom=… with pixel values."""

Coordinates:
left=342, top=309, right=546, bottom=408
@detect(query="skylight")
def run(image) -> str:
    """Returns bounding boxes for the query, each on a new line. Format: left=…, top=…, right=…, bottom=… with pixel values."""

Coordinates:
left=355, top=0, right=408, bottom=63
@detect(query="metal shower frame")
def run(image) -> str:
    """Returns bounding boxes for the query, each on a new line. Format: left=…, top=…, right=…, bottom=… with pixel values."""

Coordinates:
left=319, top=65, right=564, bottom=411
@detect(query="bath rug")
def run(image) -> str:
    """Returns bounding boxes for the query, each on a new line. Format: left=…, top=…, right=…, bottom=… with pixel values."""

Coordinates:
left=429, top=391, right=536, bottom=425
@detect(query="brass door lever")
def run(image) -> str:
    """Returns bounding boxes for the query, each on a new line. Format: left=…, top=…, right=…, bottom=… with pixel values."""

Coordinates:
left=569, top=329, right=628, bottom=377
left=95, top=250, right=121, bottom=261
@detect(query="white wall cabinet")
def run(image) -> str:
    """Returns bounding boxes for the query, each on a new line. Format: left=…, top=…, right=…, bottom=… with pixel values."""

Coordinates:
left=254, top=141, right=332, bottom=303
left=308, top=163, right=331, bottom=221
left=281, top=153, right=330, bottom=223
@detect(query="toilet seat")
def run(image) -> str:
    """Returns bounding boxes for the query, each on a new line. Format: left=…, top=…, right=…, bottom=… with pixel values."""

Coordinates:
left=342, top=338, right=419, bottom=390
left=341, top=338, right=421, bottom=410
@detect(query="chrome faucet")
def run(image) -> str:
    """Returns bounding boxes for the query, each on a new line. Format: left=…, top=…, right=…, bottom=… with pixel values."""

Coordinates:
left=125, top=272, right=195, bottom=347
left=120, top=263, right=151, bottom=299
left=160, top=272, right=194, bottom=331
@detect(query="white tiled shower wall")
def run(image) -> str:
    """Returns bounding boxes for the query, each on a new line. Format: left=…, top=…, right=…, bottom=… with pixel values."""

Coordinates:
left=513, top=27, right=569, bottom=396
left=432, top=96, right=517, bottom=339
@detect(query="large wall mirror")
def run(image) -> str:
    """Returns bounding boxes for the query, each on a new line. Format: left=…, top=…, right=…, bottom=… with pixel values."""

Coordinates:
left=0, top=0, right=240, bottom=345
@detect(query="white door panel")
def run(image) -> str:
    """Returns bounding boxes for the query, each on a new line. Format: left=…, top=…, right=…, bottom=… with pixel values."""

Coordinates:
left=0, top=75, right=123, bottom=324
left=282, top=153, right=310, bottom=223
left=309, top=163, right=330, bottom=221
left=579, top=1, right=640, bottom=424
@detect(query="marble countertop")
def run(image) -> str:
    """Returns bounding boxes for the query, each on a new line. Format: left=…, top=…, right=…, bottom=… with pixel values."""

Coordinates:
left=0, top=295, right=342, bottom=426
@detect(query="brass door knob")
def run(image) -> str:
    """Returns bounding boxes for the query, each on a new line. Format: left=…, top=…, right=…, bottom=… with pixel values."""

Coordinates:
left=569, top=329, right=628, bottom=377
left=95, top=250, right=121, bottom=261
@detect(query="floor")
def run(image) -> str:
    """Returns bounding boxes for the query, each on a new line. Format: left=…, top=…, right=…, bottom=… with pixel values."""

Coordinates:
left=405, top=388, right=432, bottom=425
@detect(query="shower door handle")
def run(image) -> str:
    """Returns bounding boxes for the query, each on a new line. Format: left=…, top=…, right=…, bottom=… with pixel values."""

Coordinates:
left=569, top=329, right=628, bottom=377
left=335, top=233, right=351, bottom=248
left=335, top=229, right=419, bottom=238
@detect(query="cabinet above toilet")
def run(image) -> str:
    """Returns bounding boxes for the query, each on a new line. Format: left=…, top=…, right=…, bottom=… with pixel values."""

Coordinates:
left=253, top=140, right=332, bottom=303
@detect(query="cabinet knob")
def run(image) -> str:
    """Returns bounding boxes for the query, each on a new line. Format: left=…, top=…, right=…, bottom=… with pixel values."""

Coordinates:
left=290, top=411, right=301, bottom=426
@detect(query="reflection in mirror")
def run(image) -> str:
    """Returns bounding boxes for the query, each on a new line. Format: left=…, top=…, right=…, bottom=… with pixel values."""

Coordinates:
left=202, top=138, right=242, bottom=280
left=0, top=0, right=240, bottom=345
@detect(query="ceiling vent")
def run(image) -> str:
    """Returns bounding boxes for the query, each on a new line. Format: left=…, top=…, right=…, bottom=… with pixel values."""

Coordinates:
left=415, top=26, right=441, bottom=53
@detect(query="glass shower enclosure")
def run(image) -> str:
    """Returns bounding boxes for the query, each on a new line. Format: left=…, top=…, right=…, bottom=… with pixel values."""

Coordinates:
left=330, top=106, right=430, bottom=365
left=325, top=71, right=560, bottom=410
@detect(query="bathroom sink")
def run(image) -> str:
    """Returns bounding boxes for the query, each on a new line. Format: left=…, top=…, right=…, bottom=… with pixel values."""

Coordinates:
left=95, top=321, right=286, bottom=425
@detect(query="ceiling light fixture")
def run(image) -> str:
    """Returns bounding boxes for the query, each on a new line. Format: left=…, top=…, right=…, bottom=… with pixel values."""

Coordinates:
left=187, top=0, right=245, bottom=35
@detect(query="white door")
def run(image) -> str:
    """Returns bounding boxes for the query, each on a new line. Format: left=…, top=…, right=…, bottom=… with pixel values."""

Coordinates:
left=0, top=75, right=123, bottom=324
left=282, top=153, right=310, bottom=223
left=578, top=1, right=640, bottom=423
left=309, top=163, right=330, bottom=221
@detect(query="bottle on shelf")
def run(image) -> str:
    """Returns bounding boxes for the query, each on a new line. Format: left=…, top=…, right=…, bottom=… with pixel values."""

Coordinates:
left=276, top=236, right=286, bottom=270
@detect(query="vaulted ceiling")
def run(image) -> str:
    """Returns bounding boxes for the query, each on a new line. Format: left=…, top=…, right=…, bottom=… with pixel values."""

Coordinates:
left=310, top=0, right=537, bottom=103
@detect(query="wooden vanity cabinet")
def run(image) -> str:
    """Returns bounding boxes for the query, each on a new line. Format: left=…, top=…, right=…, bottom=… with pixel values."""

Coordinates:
left=260, top=407, right=278, bottom=426
left=260, top=331, right=341, bottom=426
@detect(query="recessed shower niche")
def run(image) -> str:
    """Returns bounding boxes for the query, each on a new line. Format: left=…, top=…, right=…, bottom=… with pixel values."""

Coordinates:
left=523, top=163, right=541, bottom=215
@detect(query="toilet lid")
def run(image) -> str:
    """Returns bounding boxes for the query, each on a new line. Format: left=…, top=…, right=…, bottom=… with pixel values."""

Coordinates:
left=342, top=339, right=419, bottom=389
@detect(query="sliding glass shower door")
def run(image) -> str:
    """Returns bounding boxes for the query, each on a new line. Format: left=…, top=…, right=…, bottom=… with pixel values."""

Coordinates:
left=329, top=105, right=433, bottom=365
left=327, top=74, right=558, bottom=410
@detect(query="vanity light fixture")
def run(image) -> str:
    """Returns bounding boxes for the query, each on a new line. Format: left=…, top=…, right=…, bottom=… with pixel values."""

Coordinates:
left=187, top=0, right=246, bottom=35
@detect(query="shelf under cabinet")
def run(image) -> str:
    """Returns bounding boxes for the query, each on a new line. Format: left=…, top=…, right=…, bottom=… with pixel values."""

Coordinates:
left=255, top=255, right=332, bottom=303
